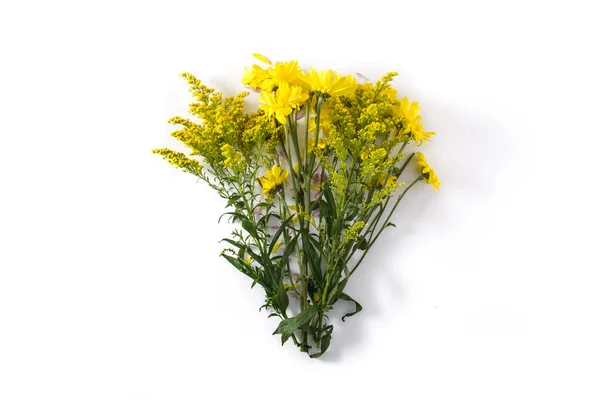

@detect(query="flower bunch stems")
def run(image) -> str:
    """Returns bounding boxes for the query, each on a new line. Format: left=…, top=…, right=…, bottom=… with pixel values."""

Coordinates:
left=154, top=56, right=440, bottom=357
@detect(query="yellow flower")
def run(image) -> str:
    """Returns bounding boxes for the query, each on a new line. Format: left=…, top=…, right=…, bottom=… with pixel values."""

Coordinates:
left=259, top=82, right=309, bottom=124
left=308, top=135, right=326, bottom=151
left=221, top=144, right=244, bottom=169
left=414, top=152, right=440, bottom=191
left=300, top=68, right=356, bottom=97
left=271, top=241, right=283, bottom=253
left=376, top=173, right=397, bottom=187
left=242, top=64, right=270, bottom=89
left=258, top=164, right=289, bottom=197
left=261, top=61, right=305, bottom=91
left=393, top=97, right=435, bottom=145
left=152, top=148, right=203, bottom=175
left=244, top=256, right=252, bottom=265
left=283, top=282, right=299, bottom=291
left=253, top=53, right=272, bottom=65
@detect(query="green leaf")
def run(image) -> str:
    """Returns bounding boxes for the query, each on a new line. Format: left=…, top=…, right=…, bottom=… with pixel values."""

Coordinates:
left=269, top=215, right=294, bottom=253
left=355, top=236, right=369, bottom=251
left=242, top=219, right=259, bottom=240
left=225, top=194, right=241, bottom=207
left=386, top=222, right=396, bottom=228
left=310, top=326, right=333, bottom=358
left=303, top=235, right=323, bottom=284
left=322, top=183, right=337, bottom=219
left=338, top=292, right=363, bottom=321
left=221, top=253, right=254, bottom=280
left=220, top=238, right=263, bottom=265
left=218, top=211, right=245, bottom=223
left=276, top=276, right=289, bottom=313
left=345, top=206, right=360, bottom=221
left=273, top=305, right=319, bottom=345
left=279, top=235, right=298, bottom=266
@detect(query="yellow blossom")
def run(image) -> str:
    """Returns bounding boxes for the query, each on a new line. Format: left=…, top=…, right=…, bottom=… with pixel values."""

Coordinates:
left=242, top=64, right=270, bottom=89
left=259, top=82, right=308, bottom=124
left=393, top=98, right=435, bottom=145
left=258, top=164, right=289, bottom=197
left=261, top=61, right=305, bottom=91
left=414, top=152, right=440, bottom=191
left=300, top=68, right=356, bottom=97
left=360, top=82, right=397, bottom=100
left=152, top=148, right=203, bottom=175
left=244, top=256, right=252, bottom=265
left=221, top=144, right=244, bottom=169
left=308, top=135, right=326, bottom=150
left=376, top=173, right=397, bottom=187
left=283, top=282, right=299, bottom=291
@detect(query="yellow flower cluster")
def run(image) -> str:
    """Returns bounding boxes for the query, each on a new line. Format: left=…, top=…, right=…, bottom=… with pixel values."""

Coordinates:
left=154, top=54, right=441, bottom=358
left=156, top=55, right=440, bottom=199
left=160, top=72, right=283, bottom=180
left=152, top=148, right=203, bottom=176
left=259, top=82, right=308, bottom=124
left=221, top=144, right=245, bottom=171
left=243, top=54, right=357, bottom=126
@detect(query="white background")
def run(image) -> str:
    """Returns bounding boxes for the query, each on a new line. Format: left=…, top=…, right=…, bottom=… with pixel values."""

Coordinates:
left=1, top=0, right=599, bottom=399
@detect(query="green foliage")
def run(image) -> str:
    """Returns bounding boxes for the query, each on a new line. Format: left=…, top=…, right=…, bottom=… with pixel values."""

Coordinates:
left=154, top=67, right=438, bottom=358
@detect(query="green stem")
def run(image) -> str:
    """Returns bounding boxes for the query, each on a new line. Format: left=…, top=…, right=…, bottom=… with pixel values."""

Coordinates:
left=348, top=175, right=424, bottom=277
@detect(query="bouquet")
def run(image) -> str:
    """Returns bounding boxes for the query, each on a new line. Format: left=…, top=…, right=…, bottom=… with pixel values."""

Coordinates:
left=153, top=54, right=440, bottom=357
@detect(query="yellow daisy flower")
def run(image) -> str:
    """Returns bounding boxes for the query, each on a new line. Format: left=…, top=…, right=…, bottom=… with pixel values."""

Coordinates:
left=261, top=60, right=305, bottom=91
left=242, top=64, right=270, bottom=89
left=393, top=97, right=435, bottom=145
left=258, top=165, right=289, bottom=197
left=414, top=152, right=440, bottom=191
left=259, top=82, right=309, bottom=124
left=299, top=68, right=356, bottom=97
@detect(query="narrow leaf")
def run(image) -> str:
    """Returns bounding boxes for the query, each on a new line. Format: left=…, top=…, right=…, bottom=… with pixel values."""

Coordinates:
left=273, top=305, right=319, bottom=345
left=338, top=292, right=363, bottom=321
